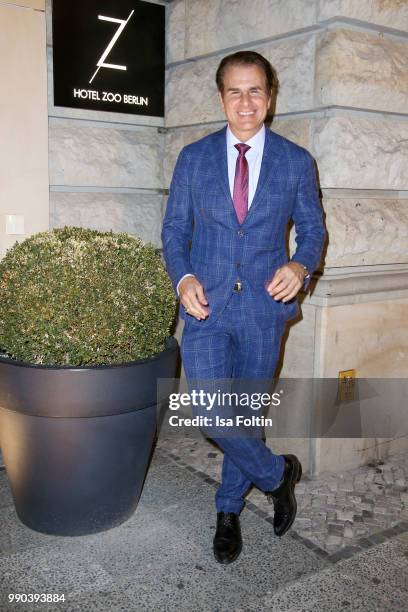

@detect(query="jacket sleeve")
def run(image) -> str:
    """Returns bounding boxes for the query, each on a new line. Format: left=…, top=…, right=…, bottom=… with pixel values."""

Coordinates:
left=161, top=147, right=195, bottom=294
left=290, top=151, right=326, bottom=290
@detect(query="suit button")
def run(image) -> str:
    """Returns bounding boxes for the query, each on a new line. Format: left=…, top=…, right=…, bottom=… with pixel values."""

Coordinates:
left=237, top=230, right=244, bottom=237
left=236, top=263, right=240, bottom=269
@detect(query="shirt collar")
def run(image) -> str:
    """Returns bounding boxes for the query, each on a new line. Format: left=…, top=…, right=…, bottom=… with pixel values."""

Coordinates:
left=226, top=124, right=265, bottom=157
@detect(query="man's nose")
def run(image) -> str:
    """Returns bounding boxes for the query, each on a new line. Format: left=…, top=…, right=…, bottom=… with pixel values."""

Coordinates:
left=240, top=92, right=252, bottom=106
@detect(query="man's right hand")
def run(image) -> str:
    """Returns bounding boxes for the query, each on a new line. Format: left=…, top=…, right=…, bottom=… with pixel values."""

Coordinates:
left=179, top=276, right=209, bottom=321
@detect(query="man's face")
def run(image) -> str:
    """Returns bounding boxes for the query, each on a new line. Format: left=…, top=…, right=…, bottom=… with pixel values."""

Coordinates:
left=218, top=63, right=271, bottom=142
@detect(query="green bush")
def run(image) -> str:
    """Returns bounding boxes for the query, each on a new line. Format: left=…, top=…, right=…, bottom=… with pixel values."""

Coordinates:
left=0, top=227, right=177, bottom=366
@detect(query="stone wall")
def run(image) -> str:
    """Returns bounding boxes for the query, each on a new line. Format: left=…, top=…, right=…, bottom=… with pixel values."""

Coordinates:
left=46, top=0, right=166, bottom=248
left=165, top=0, right=408, bottom=473
left=44, top=0, right=408, bottom=474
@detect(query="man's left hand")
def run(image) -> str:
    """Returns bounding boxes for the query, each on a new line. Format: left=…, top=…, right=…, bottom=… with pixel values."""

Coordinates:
left=265, top=262, right=306, bottom=302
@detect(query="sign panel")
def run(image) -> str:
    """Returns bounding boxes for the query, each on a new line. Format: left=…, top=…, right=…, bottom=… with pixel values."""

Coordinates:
left=52, top=0, right=165, bottom=117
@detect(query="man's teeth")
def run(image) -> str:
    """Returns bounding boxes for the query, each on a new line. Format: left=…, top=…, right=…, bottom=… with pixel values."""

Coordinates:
left=238, top=111, right=255, bottom=116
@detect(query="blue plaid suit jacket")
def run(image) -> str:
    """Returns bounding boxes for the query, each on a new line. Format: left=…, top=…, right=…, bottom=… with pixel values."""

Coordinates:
left=162, top=125, right=326, bottom=328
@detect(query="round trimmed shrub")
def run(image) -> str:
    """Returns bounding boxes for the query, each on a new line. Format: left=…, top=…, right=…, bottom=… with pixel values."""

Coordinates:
left=0, top=227, right=177, bottom=366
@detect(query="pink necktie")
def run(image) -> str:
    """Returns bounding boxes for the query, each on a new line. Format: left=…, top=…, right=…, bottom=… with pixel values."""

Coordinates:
left=233, top=143, right=251, bottom=225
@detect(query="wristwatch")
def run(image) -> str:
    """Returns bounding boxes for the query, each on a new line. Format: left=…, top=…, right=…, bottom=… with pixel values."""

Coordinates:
left=302, top=265, right=311, bottom=280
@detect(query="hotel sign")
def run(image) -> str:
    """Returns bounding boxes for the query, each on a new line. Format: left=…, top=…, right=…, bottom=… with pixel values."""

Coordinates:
left=52, top=0, right=165, bottom=116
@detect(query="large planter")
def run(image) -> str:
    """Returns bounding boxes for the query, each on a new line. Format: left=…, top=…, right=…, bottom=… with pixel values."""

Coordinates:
left=0, top=337, right=178, bottom=536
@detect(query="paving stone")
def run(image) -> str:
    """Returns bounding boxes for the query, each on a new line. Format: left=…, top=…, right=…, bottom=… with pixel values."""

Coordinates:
left=374, top=506, right=389, bottom=515
left=296, top=518, right=312, bottom=529
left=336, top=510, right=354, bottom=522
left=339, top=479, right=354, bottom=488
left=157, top=439, right=408, bottom=556
left=327, top=535, right=342, bottom=546
left=328, top=525, right=343, bottom=536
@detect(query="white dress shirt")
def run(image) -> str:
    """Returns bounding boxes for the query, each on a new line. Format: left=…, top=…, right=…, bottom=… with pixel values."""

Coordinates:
left=176, top=124, right=266, bottom=293
left=226, top=123, right=265, bottom=208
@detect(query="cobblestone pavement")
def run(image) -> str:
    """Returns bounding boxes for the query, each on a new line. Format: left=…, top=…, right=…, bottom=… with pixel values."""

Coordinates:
left=1, top=444, right=408, bottom=610
left=157, top=435, right=408, bottom=560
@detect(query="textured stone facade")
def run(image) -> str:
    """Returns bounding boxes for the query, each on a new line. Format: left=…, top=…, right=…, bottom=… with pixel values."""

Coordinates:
left=320, top=297, right=408, bottom=377
left=315, top=28, right=408, bottom=113
left=165, top=126, right=408, bottom=268
left=49, top=119, right=163, bottom=190
left=165, top=55, right=222, bottom=127
left=167, top=0, right=317, bottom=60
left=166, top=0, right=186, bottom=64
left=164, top=0, right=408, bottom=472
left=166, top=0, right=408, bottom=66
left=317, top=0, right=408, bottom=31
left=50, top=192, right=165, bottom=247
left=44, top=0, right=408, bottom=473
left=319, top=197, right=408, bottom=266
left=313, top=116, right=408, bottom=190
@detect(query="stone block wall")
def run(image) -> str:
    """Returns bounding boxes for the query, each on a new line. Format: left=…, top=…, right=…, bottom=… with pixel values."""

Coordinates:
left=46, top=0, right=166, bottom=248
left=44, top=0, right=408, bottom=474
left=165, top=0, right=408, bottom=473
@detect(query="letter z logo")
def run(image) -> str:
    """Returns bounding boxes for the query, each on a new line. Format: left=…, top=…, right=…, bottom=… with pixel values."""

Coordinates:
left=89, top=10, right=134, bottom=84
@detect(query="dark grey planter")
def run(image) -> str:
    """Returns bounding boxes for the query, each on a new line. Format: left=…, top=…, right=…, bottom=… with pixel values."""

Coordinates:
left=0, top=337, right=178, bottom=536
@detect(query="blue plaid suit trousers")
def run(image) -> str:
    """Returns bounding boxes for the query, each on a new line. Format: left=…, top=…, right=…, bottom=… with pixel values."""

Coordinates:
left=181, top=290, right=286, bottom=514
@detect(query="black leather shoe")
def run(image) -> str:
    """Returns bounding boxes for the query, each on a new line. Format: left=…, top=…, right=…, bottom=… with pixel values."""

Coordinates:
left=266, top=454, right=302, bottom=537
left=213, top=512, right=242, bottom=564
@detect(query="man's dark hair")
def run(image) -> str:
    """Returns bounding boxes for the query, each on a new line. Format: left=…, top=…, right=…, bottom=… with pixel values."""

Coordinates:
left=216, top=50, right=278, bottom=95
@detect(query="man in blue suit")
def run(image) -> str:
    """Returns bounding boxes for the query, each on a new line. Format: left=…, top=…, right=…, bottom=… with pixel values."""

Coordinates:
left=162, top=51, right=325, bottom=564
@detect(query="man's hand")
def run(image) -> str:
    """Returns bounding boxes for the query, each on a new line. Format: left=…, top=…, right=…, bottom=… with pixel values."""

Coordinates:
left=265, top=262, right=306, bottom=303
left=179, top=276, right=209, bottom=320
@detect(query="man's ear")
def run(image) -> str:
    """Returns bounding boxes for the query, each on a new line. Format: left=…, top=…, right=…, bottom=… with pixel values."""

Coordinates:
left=218, top=90, right=225, bottom=109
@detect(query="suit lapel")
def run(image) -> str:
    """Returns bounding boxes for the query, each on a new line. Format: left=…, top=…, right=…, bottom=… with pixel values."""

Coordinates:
left=242, top=127, right=283, bottom=225
left=210, top=125, right=284, bottom=226
left=211, top=126, right=235, bottom=211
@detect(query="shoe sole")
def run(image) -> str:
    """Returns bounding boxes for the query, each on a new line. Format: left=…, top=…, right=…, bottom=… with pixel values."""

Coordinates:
left=276, top=456, right=302, bottom=538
